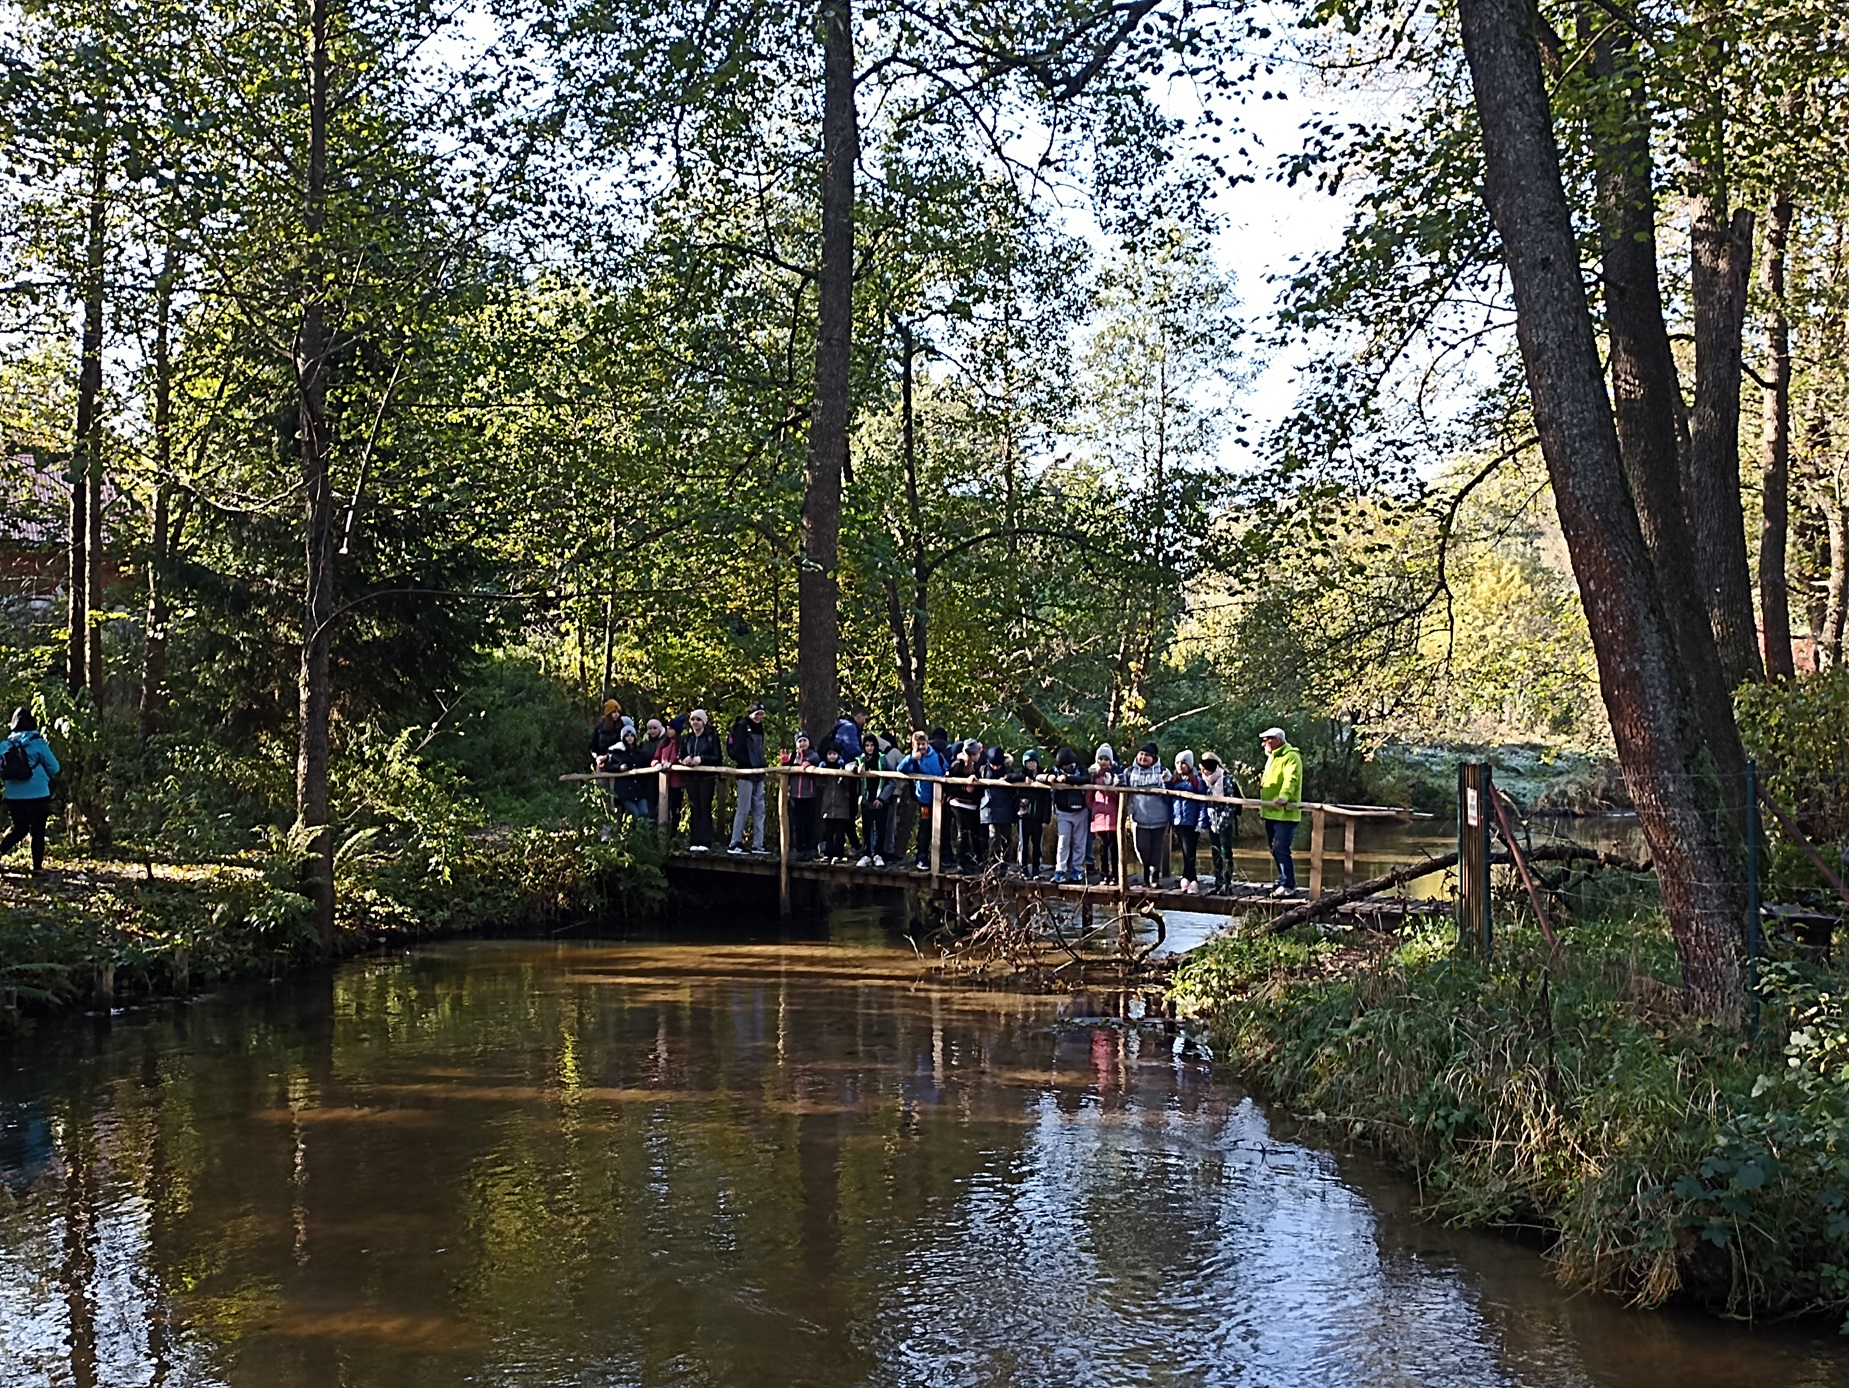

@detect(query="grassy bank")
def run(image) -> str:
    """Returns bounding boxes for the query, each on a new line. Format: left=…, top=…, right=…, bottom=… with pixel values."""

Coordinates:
left=0, top=825, right=665, bottom=1028
left=1171, top=916, right=1849, bottom=1326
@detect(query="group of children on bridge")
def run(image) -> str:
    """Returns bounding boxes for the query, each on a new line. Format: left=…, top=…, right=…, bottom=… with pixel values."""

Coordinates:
left=588, top=702, right=1308, bottom=897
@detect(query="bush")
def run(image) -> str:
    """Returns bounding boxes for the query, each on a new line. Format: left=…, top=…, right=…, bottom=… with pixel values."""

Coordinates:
left=1172, top=918, right=1849, bottom=1323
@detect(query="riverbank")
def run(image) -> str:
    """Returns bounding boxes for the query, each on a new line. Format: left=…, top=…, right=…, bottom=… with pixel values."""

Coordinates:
left=0, top=827, right=664, bottom=1027
left=1170, top=915, right=1849, bottom=1327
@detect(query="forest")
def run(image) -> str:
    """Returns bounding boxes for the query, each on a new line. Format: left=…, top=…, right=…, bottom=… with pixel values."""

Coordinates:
left=2, top=0, right=1848, bottom=1028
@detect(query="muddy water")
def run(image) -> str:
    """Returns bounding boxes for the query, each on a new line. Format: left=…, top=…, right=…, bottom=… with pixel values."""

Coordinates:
left=2, top=919, right=1844, bottom=1387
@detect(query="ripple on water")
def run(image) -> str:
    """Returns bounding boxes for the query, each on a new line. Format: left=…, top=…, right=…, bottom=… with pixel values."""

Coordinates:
left=2, top=933, right=1847, bottom=1388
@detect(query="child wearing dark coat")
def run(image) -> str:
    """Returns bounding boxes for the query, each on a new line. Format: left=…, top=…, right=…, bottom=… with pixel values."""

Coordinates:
left=1011, top=748, right=1053, bottom=878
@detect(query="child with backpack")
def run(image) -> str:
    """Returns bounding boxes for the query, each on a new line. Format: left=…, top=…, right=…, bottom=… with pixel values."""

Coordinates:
left=0, top=708, right=60, bottom=876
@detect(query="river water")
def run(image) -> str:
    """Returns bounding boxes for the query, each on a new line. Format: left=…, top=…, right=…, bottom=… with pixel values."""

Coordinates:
left=2, top=918, right=1845, bottom=1387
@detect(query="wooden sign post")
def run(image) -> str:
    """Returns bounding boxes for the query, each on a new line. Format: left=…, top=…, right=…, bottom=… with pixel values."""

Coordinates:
left=1457, top=762, right=1492, bottom=955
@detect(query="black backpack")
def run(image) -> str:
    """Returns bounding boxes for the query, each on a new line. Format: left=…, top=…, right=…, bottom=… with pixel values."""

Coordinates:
left=0, top=735, right=32, bottom=782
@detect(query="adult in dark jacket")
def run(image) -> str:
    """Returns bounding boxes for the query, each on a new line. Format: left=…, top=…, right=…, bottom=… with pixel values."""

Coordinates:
left=677, top=709, right=723, bottom=850
left=1, top=707, right=60, bottom=875
left=978, top=746, right=1017, bottom=869
left=727, top=701, right=771, bottom=854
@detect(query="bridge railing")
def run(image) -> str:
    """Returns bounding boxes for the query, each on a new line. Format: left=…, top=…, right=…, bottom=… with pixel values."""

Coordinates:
left=561, top=761, right=1429, bottom=905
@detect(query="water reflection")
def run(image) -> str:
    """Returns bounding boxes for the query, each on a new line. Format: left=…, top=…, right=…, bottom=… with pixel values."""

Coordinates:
left=1, top=923, right=1845, bottom=1387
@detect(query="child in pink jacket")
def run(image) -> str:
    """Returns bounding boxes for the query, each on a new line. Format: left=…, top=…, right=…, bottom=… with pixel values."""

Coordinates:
left=1086, top=744, right=1120, bottom=883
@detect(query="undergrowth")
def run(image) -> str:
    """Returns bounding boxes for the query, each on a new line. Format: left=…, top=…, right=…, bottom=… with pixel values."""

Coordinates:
left=1172, top=915, right=1849, bottom=1325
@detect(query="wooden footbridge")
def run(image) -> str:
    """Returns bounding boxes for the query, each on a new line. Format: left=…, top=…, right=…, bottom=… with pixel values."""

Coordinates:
left=565, top=762, right=1444, bottom=931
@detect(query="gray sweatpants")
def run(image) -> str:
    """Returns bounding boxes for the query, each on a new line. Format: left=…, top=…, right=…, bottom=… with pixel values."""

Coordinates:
left=730, top=776, right=767, bottom=850
left=1054, top=808, right=1089, bottom=874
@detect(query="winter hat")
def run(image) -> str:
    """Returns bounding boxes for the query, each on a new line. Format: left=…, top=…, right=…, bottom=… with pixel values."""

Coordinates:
left=1095, top=743, right=1115, bottom=763
left=1057, top=747, right=1078, bottom=767
left=987, top=746, right=1007, bottom=767
left=748, top=700, right=766, bottom=714
left=603, top=699, right=620, bottom=716
left=1022, top=748, right=1041, bottom=766
left=1200, top=753, right=1221, bottom=771
left=1176, top=749, right=1195, bottom=770
left=795, top=730, right=810, bottom=743
left=645, top=719, right=665, bottom=738
left=1139, top=741, right=1159, bottom=759
left=11, top=707, right=36, bottom=733
left=689, top=708, right=708, bottom=724
left=620, top=726, right=638, bottom=745
left=621, top=715, right=636, bottom=736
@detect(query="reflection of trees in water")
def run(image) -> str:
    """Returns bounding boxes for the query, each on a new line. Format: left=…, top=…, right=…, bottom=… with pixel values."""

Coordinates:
left=8, top=943, right=1842, bottom=1386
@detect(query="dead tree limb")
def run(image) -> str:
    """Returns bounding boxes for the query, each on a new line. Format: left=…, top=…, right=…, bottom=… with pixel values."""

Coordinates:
left=1266, top=844, right=1654, bottom=932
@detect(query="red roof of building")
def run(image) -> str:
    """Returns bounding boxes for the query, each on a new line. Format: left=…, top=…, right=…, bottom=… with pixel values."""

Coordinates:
left=1, top=453, right=112, bottom=547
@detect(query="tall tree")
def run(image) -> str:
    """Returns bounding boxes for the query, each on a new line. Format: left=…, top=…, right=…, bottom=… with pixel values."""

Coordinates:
left=1459, top=0, right=1746, bottom=1020
left=799, top=0, right=855, bottom=740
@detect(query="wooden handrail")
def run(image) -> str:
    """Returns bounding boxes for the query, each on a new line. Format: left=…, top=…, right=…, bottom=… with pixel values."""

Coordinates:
left=559, top=763, right=1428, bottom=820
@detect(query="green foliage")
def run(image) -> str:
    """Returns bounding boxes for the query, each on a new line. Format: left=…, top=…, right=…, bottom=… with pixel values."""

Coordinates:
left=1737, top=668, right=1849, bottom=887
left=1174, top=917, right=1849, bottom=1322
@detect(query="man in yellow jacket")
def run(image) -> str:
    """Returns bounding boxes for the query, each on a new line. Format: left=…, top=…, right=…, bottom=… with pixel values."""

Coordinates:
left=1258, top=726, right=1303, bottom=897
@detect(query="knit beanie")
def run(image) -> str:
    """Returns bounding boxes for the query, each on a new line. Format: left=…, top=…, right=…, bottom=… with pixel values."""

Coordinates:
left=1176, top=749, right=1195, bottom=769
left=1140, top=741, right=1159, bottom=759
left=1095, top=743, right=1114, bottom=763
left=1057, top=747, right=1077, bottom=766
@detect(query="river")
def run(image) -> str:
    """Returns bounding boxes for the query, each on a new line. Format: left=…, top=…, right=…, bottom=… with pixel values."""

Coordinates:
left=2, top=915, right=1844, bottom=1387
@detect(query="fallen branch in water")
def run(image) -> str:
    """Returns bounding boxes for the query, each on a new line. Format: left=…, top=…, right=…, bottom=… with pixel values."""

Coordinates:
left=1266, top=844, right=1654, bottom=932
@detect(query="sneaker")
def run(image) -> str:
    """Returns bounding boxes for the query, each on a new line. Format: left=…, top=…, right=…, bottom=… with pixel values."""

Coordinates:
left=915, top=858, right=930, bottom=871
left=872, top=855, right=885, bottom=868
left=1186, top=880, right=1200, bottom=895
left=856, top=855, right=873, bottom=868
left=752, top=846, right=771, bottom=855
left=689, top=843, right=709, bottom=853
left=1269, top=884, right=1290, bottom=899
left=727, top=845, right=745, bottom=856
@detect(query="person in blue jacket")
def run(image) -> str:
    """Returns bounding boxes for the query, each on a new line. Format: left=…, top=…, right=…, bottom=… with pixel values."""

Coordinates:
left=1169, top=750, right=1207, bottom=895
left=898, top=729, right=948, bottom=869
left=1, top=708, right=60, bottom=876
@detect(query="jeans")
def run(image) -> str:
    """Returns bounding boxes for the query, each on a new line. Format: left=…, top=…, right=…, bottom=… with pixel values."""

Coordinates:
left=984, top=820, right=1014, bottom=867
left=1054, top=809, right=1088, bottom=875
left=1208, top=822, right=1238, bottom=886
left=1018, top=819, right=1046, bottom=873
left=1174, top=825, right=1200, bottom=883
left=1, top=797, right=50, bottom=871
left=731, top=776, right=767, bottom=849
left=1264, top=818, right=1298, bottom=887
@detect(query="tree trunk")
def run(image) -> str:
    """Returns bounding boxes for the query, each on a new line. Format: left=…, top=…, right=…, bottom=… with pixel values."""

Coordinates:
left=886, top=321, right=927, bottom=731
left=297, top=0, right=337, bottom=951
left=798, top=0, right=855, bottom=740
left=141, top=232, right=180, bottom=741
left=1586, top=28, right=1745, bottom=809
left=1759, top=186, right=1795, bottom=681
left=1688, top=187, right=1761, bottom=688
left=67, top=134, right=108, bottom=697
left=1824, top=493, right=1847, bottom=671
left=1459, top=0, right=1746, bottom=1023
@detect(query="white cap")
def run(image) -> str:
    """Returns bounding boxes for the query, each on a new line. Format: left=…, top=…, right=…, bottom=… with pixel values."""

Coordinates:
left=1260, top=726, right=1286, bottom=741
